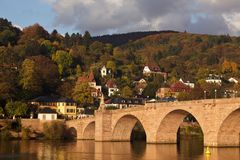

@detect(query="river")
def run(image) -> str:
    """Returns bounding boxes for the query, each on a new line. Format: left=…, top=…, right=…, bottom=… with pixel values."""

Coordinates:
left=0, top=137, right=239, bottom=160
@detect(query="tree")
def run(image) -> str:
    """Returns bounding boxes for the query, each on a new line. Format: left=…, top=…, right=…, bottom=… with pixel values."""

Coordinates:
left=20, top=56, right=59, bottom=96
left=52, top=50, right=73, bottom=76
left=106, top=60, right=117, bottom=74
left=0, top=67, right=18, bottom=101
left=221, top=59, right=238, bottom=73
left=121, top=86, right=133, bottom=98
left=113, top=47, right=122, bottom=60
left=142, top=83, right=158, bottom=98
left=20, top=59, right=42, bottom=94
left=89, top=41, right=104, bottom=54
left=82, top=31, right=91, bottom=47
left=76, top=65, right=82, bottom=76
left=0, top=107, right=4, bottom=115
left=0, top=29, right=16, bottom=46
left=72, top=83, right=94, bottom=106
left=18, top=23, right=49, bottom=44
left=177, top=92, right=191, bottom=101
left=50, top=29, right=62, bottom=42
left=0, top=18, right=21, bottom=45
left=196, top=68, right=209, bottom=80
left=29, top=55, right=59, bottom=93
left=57, top=80, right=75, bottom=98
left=24, top=40, right=43, bottom=57
left=69, top=45, right=86, bottom=65
left=41, top=40, right=53, bottom=54
left=104, top=43, right=113, bottom=55
left=5, top=101, right=28, bottom=119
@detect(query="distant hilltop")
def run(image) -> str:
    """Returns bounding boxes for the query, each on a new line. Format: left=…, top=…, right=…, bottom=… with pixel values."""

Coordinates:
left=93, top=30, right=179, bottom=47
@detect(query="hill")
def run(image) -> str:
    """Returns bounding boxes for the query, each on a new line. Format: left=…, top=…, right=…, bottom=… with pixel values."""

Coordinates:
left=1, top=17, right=240, bottom=106
left=93, top=31, right=179, bottom=47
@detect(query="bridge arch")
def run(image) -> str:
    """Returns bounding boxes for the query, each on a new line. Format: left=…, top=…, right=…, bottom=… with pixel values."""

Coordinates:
left=156, top=109, right=204, bottom=143
left=82, top=121, right=95, bottom=140
left=67, top=127, right=77, bottom=139
left=112, top=114, right=146, bottom=141
left=217, top=107, right=240, bottom=146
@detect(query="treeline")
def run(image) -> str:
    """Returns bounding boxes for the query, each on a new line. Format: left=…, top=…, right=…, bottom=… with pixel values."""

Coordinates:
left=93, top=30, right=178, bottom=47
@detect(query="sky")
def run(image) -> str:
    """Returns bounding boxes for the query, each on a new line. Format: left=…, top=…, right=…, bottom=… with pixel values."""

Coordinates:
left=0, top=0, right=240, bottom=36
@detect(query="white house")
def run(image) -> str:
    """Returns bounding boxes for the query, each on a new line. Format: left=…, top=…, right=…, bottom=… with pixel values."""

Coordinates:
left=179, top=78, right=195, bottom=88
left=100, top=66, right=111, bottom=77
left=228, top=77, right=238, bottom=84
left=206, top=74, right=222, bottom=85
left=143, top=65, right=167, bottom=79
left=38, top=108, right=57, bottom=120
left=143, top=66, right=152, bottom=74
left=135, top=78, right=147, bottom=95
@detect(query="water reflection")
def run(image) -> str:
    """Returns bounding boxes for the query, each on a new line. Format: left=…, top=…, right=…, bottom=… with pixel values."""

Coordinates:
left=0, top=140, right=240, bottom=160
left=177, top=136, right=204, bottom=159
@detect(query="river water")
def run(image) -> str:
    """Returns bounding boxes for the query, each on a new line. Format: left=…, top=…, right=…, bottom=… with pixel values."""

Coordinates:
left=0, top=138, right=239, bottom=160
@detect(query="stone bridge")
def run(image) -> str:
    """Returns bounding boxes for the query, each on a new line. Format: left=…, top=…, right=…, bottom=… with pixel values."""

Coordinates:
left=66, top=98, right=240, bottom=147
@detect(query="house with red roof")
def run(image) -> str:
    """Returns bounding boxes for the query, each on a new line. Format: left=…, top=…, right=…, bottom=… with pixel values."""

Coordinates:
left=105, top=79, right=119, bottom=97
left=143, top=64, right=167, bottom=79
left=170, top=81, right=191, bottom=98
left=76, top=72, right=102, bottom=98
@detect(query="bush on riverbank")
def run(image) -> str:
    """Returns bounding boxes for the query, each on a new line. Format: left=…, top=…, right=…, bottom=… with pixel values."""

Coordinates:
left=21, top=127, right=31, bottom=140
left=179, top=126, right=203, bottom=137
left=43, top=121, right=66, bottom=140
left=0, top=129, right=11, bottom=141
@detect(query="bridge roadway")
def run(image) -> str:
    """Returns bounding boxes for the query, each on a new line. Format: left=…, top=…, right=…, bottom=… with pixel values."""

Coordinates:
left=66, top=98, right=240, bottom=147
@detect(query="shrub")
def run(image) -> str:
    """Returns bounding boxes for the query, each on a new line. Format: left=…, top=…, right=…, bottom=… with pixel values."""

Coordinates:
left=21, top=127, right=31, bottom=140
left=43, top=121, right=66, bottom=140
left=0, top=129, right=11, bottom=141
left=11, top=118, right=21, bottom=132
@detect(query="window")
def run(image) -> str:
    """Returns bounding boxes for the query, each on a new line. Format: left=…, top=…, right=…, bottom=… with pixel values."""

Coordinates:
left=66, top=109, right=75, bottom=113
left=51, top=115, right=55, bottom=120
left=43, top=115, right=46, bottom=120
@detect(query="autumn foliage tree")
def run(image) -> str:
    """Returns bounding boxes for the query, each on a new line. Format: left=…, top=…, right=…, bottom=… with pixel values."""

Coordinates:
left=18, top=23, right=49, bottom=44
left=52, top=50, right=73, bottom=76
left=5, top=101, right=28, bottom=119
left=221, top=59, right=238, bottom=74
left=20, top=55, right=59, bottom=96
left=72, top=82, right=94, bottom=107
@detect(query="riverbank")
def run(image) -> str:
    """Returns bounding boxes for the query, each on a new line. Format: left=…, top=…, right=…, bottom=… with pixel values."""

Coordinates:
left=179, top=122, right=203, bottom=137
left=0, top=119, right=71, bottom=141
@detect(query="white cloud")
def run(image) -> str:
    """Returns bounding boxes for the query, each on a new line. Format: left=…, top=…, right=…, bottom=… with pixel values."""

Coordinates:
left=47, top=0, right=240, bottom=35
left=223, top=12, right=240, bottom=35
left=42, top=0, right=58, bottom=5
left=13, top=24, right=23, bottom=31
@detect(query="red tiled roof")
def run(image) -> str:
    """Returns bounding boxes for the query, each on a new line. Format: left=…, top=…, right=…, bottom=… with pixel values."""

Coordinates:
left=170, top=81, right=191, bottom=92
left=77, top=72, right=96, bottom=84
left=106, top=79, right=117, bottom=88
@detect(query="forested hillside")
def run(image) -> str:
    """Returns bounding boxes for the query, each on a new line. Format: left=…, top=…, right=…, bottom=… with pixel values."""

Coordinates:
left=1, top=17, right=240, bottom=108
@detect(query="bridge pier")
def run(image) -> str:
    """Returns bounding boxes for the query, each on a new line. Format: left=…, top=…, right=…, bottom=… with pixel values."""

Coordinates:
left=95, top=110, right=113, bottom=141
